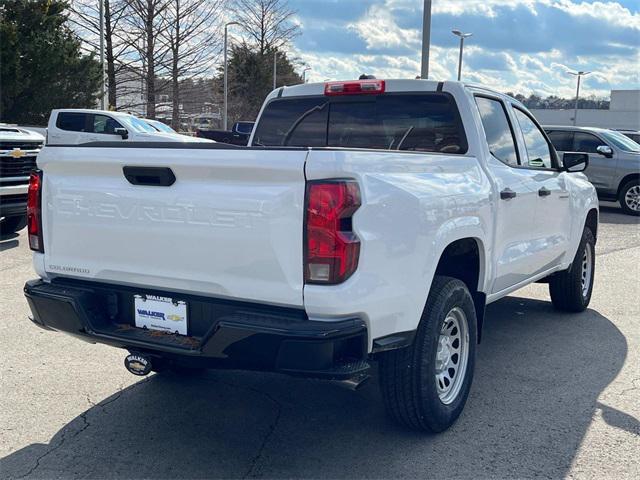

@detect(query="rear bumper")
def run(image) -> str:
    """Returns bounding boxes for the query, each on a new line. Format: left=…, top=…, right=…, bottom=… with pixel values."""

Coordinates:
left=24, top=279, right=369, bottom=379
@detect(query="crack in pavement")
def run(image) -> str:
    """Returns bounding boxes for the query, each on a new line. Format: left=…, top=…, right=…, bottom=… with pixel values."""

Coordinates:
left=200, top=376, right=284, bottom=479
left=13, top=377, right=151, bottom=479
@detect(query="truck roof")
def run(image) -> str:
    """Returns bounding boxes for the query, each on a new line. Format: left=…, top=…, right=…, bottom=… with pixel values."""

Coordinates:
left=268, top=78, right=522, bottom=108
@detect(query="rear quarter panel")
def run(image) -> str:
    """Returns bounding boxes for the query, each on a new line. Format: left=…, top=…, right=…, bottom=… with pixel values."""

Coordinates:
left=303, top=149, right=492, bottom=347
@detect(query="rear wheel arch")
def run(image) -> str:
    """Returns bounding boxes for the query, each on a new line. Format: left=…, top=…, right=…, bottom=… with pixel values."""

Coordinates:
left=432, top=237, right=487, bottom=342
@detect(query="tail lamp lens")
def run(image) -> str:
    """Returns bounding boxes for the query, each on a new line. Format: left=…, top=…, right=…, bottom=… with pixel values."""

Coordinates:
left=305, top=181, right=361, bottom=284
left=27, top=170, right=43, bottom=252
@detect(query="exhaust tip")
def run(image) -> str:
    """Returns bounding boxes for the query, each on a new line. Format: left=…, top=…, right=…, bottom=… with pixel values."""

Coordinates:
left=124, top=353, right=152, bottom=376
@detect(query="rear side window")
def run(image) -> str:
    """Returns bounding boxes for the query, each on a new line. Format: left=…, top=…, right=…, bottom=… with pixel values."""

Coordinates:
left=547, top=131, right=574, bottom=151
left=253, top=93, right=468, bottom=154
left=474, top=97, right=518, bottom=166
left=56, top=112, right=88, bottom=132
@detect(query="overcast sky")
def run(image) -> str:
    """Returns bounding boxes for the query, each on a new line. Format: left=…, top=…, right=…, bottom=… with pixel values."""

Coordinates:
left=287, top=0, right=639, bottom=98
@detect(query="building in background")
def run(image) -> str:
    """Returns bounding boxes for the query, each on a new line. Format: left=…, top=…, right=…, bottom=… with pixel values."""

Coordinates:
left=531, top=90, right=640, bottom=130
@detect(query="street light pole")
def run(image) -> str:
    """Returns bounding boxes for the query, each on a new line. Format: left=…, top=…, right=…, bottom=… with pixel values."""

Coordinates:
left=273, top=50, right=277, bottom=90
left=224, top=21, right=239, bottom=131
left=568, top=70, right=591, bottom=126
left=452, top=30, right=473, bottom=81
left=302, top=67, right=311, bottom=83
left=420, top=0, right=432, bottom=79
left=99, top=0, right=106, bottom=109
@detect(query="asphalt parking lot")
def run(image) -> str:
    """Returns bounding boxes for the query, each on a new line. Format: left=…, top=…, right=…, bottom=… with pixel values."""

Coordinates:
left=1, top=203, right=638, bottom=479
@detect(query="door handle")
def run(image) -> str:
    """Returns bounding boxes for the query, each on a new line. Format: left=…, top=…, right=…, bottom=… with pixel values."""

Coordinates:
left=500, top=188, right=517, bottom=200
left=538, top=187, right=552, bottom=197
left=123, top=166, right=176, bottom=186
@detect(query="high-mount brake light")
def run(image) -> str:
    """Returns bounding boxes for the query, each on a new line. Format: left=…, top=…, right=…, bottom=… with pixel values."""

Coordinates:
left=324, top=80, right=386, bottom=96
left=27, top=170, right=44, bottom=252
left=305, top=180, right=361, bottom=284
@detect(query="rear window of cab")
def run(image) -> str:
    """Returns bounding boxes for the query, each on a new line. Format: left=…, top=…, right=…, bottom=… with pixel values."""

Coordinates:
left=253, top=93, right=468, bottom=154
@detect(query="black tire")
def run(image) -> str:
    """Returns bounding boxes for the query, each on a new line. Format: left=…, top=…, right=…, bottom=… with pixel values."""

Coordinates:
left=0, top=215, right=27, bottom=235
left=618, top=180, right=640, bottom=216
left=378, top=276, right=477, bottom=432
left=549, top=228, right=595, bottom=312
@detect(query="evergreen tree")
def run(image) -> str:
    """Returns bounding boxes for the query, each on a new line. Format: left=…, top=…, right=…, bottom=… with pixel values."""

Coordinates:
left=220, top=45, right=302, bottom=124
left=0, top=0, right=101, bottom=124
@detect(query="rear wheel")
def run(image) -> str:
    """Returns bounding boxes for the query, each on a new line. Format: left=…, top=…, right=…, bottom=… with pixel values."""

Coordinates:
left=0, top=215, right=27, bottom=235
left=379, top=276, right=477, bottom=432
left=619, top=180, right=640, bottom=216
left=549, top=228, right=595, bottom=312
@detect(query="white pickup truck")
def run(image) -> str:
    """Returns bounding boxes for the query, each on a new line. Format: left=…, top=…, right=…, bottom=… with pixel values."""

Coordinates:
left=24, top=79, right=599, bottom=432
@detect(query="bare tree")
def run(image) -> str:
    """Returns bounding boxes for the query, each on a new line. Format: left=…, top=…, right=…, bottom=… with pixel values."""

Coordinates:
left=231, top=0, right=299, bottom=55
left=69, top=0, right=132, bottom=109
left=161, top=0, right=225, bottom=129
left=122, top=0, right=171, bottom=118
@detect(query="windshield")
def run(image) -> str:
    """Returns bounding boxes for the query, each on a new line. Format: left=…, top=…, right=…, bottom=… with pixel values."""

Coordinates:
left=148, top=121, right=176, bottom=134
left=120, top=116, right=159, bottom=133
left=253, top=93, right=468, bottom=153
left=600, top=130, right=640, bottom=153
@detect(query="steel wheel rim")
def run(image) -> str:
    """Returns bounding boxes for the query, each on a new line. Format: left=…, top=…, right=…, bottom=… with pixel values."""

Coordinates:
left=581, top=242, right=593, bottom=298
left=435, top=307, right=469, bottom=405
left=624, top=185, right=640, bottom=212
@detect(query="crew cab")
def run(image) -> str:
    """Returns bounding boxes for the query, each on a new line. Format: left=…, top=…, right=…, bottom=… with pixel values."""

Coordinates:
left=47, top=109, right=212, bottom=145
left=24, top=80, right=598, bottom=432
left=0, top=125, right=44, bottom=234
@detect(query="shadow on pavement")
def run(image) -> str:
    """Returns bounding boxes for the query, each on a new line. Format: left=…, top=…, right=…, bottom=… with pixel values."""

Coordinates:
left=0, top=231, right=20, bottom=252
left=599, top=206, right=640, bottom=225
left=1, top=296, right=630, bottom=479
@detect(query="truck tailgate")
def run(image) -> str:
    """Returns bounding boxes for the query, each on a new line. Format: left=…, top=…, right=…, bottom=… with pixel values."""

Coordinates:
left=37, top=146, right=308, bottom=307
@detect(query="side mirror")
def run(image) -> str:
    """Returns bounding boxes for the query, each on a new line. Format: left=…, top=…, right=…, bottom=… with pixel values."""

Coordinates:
left=596, top=145, right=613, bottom=158
left=563, top=152, right=589, bottom=172
left=114, top=127, right=129, bottom=140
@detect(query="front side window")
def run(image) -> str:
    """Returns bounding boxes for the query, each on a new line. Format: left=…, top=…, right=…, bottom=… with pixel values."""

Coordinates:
left=57, top=112, right=88, bottom=132
left=546, top=130, right=574, bottom=152
left=513, top=108, right=553, bottom=168
left=572, top=132, right=603, bottom=154
left=253, top=93, right=468, bottom=154
left=92, top=114, right=123, bottom=135
left=475, top=96, right=519, bottom=166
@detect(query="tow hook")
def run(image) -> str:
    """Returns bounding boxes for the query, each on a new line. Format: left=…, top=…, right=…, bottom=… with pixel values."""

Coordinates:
left=124, top=353, right=152, bottom=376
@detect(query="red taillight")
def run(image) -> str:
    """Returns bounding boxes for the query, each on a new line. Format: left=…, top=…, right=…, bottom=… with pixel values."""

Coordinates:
left=27, top=170, right=43, bottom=252
left=324, top=79, right=385, bottom=96
left=305, top=180, right=361, bottom=284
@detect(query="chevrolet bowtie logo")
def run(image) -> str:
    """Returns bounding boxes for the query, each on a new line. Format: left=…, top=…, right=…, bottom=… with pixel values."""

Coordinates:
left=9, top=149, right=25, bottom=159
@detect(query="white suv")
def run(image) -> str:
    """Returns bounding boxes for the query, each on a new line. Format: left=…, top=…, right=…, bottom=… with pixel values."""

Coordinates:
left=47, top=109, right=212, bottom=145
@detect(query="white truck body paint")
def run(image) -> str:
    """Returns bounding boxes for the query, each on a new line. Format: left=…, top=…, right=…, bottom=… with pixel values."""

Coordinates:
left=33, top=80, right=599, bottom=351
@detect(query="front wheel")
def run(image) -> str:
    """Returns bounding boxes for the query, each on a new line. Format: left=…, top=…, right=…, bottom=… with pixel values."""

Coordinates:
left=619, top=180, right=640, bottom=216
left=549, top=228, right=595, bottom=312
left=378, top=276, right=477, bottom=432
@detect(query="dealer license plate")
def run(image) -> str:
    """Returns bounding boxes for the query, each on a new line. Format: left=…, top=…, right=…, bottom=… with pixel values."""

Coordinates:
left=134, top=294, right=188, bottom=335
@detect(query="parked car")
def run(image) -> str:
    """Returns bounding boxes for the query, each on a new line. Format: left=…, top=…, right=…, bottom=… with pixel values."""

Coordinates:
left=615, top=129, right=640, bottom=144
left=545, top=126, right=640, bottom=215
left=0, top=125, right=44, bottom=234
left=24, top=79, right=598, bottom=432
left=47, top=109, right=212, bottom=145
left=196, top=121, right=254, bottom=145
